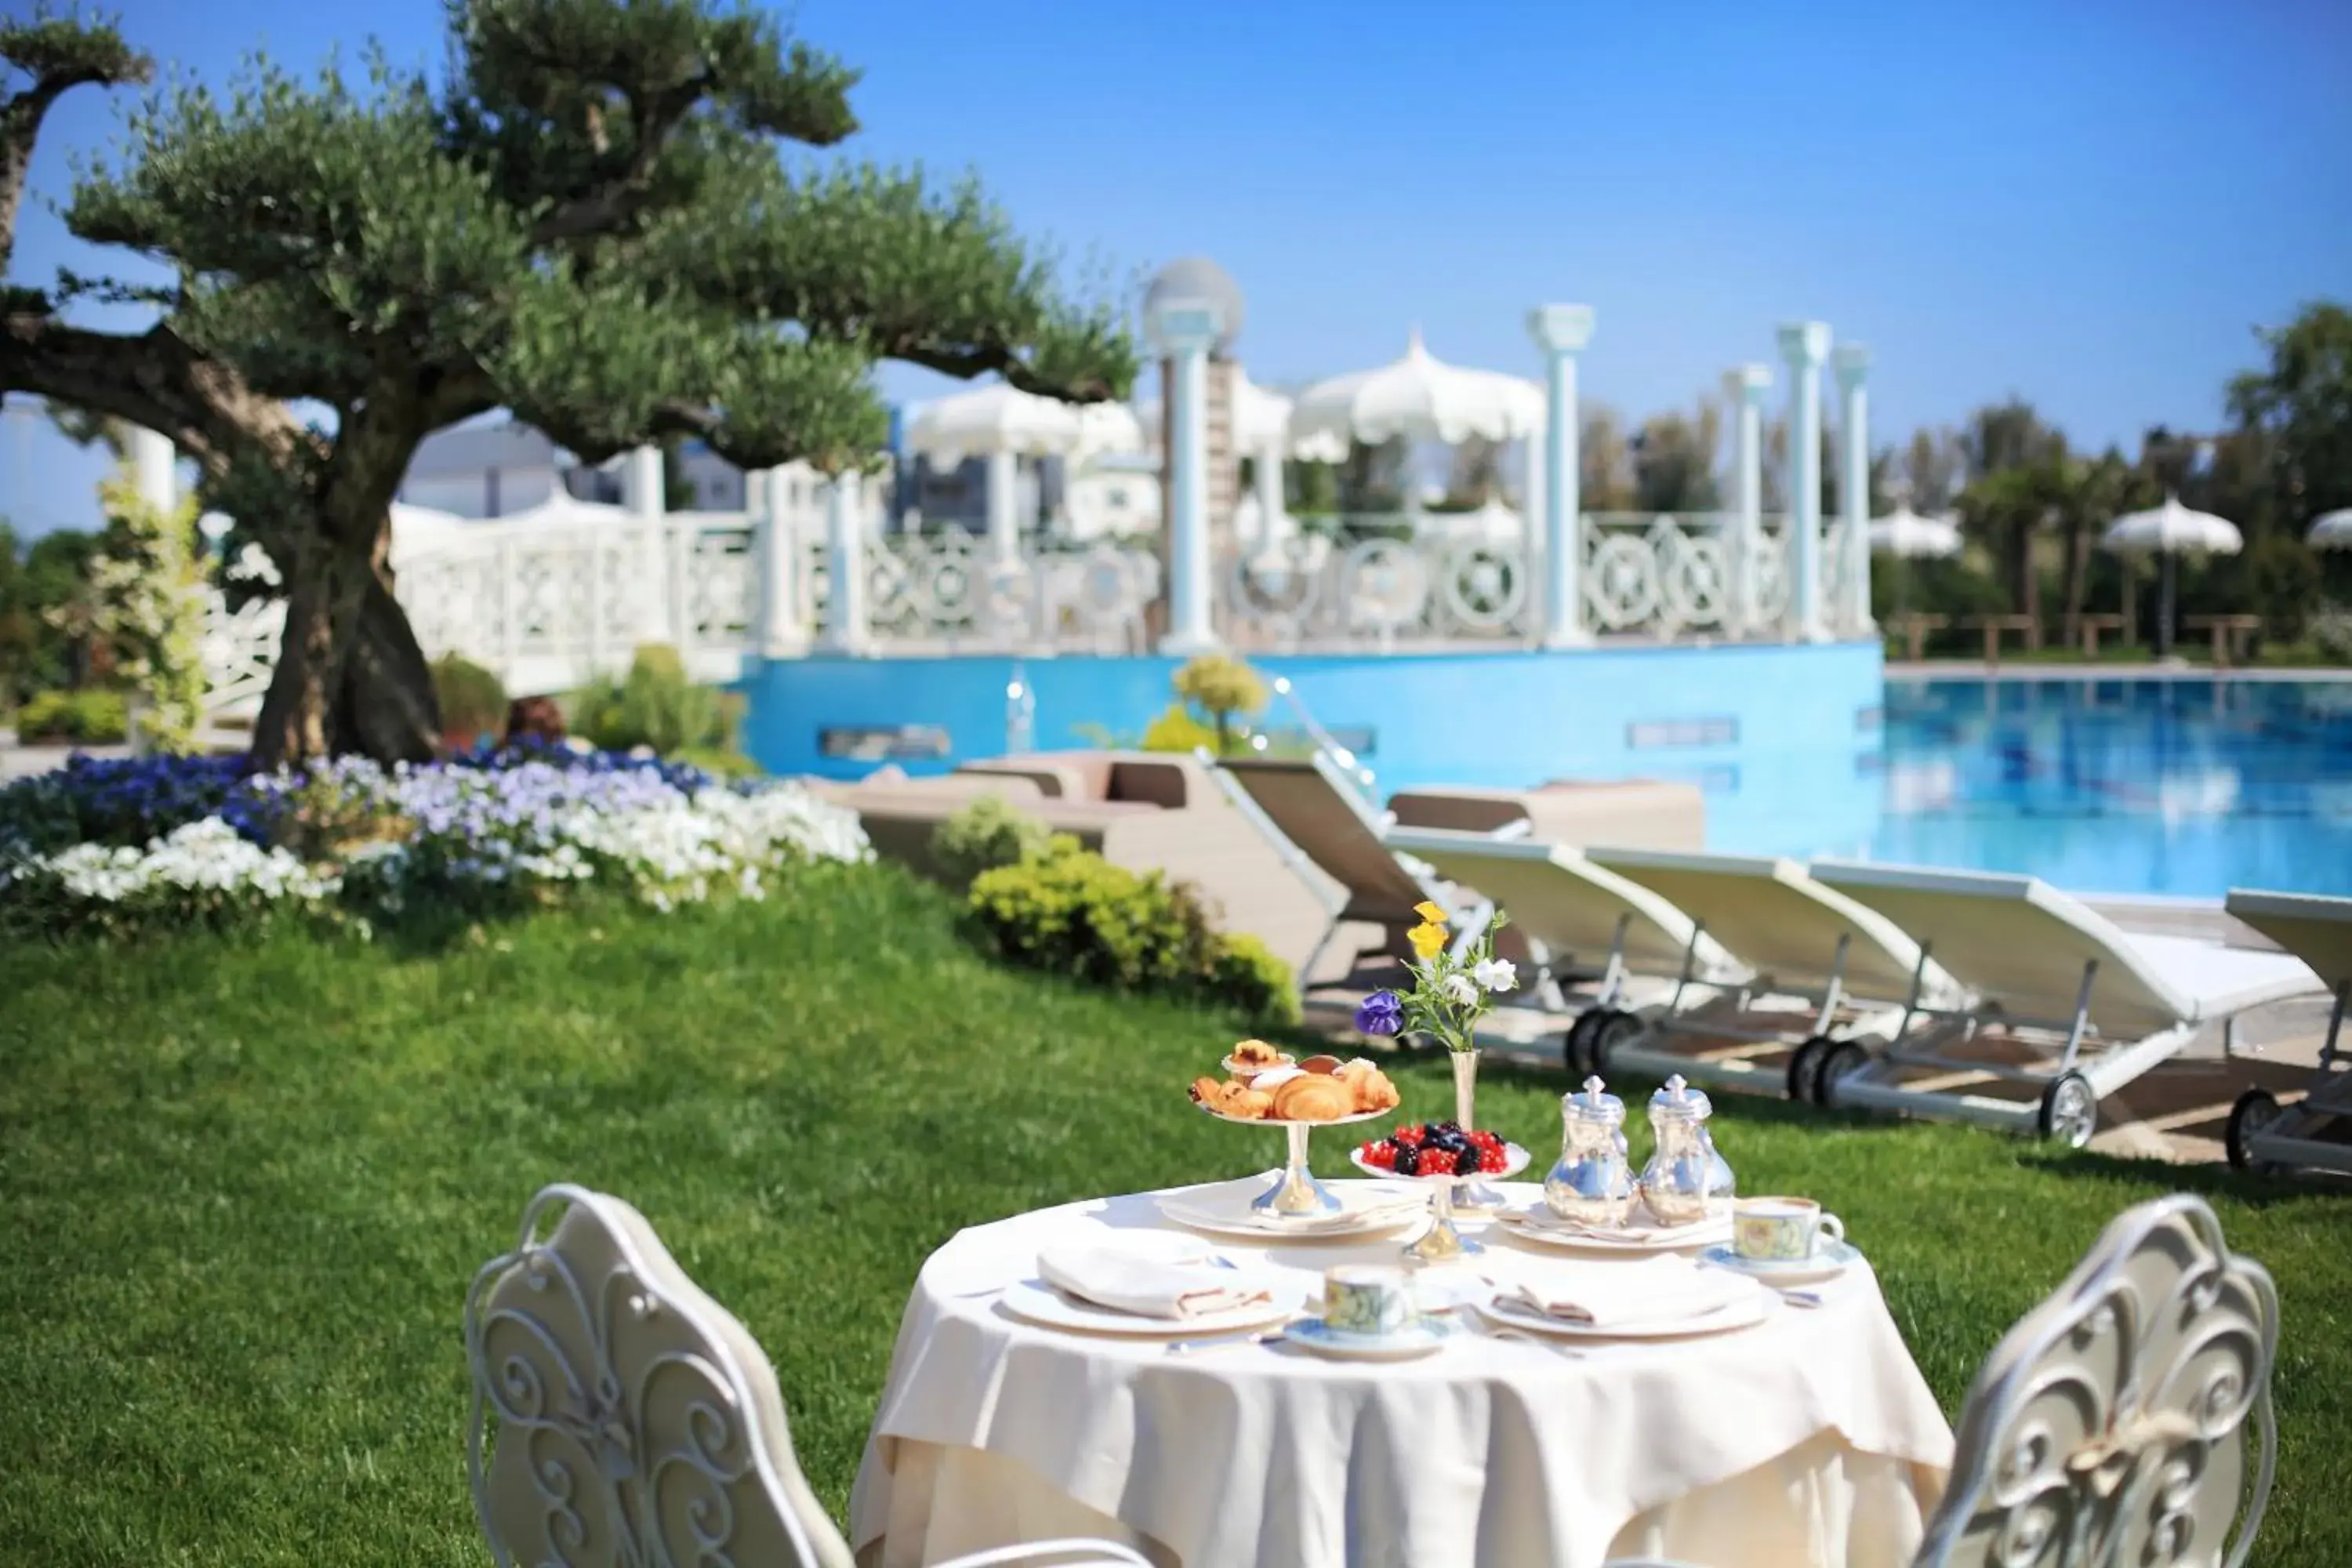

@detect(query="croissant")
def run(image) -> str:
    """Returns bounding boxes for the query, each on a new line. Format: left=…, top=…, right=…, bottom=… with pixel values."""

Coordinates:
left=1189, top=1076, right=1225, bottom=1107
left=1347, top=1068, right=1400, bottom=1114
left=1273, top=1073, right=1355, bottom=1121
left=1225, top=1086, right=1275, bottom=1120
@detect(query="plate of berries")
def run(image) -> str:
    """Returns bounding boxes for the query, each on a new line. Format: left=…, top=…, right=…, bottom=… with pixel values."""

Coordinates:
left=1352, top=1122, right=1530, bottom=1183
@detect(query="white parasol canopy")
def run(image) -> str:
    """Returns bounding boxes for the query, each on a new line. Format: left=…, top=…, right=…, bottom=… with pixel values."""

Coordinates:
left=1287, top=328, right=1544, bottom=463
left=1867, top=505, right=1964, bottom=560
left=2307, top=508, right=2352, bottom=550
left=1071, top=399, right=1147, bottom=459
left=2099, top=494, right=2243, bottom=557
left=903, top=383, right=1083, bottom=466
left=2100, top=495, right=2243, bottom=659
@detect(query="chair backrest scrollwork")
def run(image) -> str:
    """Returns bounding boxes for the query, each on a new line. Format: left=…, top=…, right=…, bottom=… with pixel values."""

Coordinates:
left=464, top=1184, right=855, bottom=1568
left=1918, top=1193, right=2278, bottom=1568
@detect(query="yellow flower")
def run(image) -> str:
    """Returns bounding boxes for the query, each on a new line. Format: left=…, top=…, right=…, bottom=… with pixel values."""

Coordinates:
left=1414, top=901, right=1448, bottom=924
left=1407, top=922, right=1447, bottom=960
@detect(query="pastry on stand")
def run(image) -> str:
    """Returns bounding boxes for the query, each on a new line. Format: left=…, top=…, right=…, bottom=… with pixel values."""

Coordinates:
left=1189, top=1051, right=1401, bottom=1217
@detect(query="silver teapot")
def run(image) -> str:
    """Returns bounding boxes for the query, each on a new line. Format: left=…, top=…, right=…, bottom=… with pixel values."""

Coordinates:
left=1544, top=1075, right=1637, bottom=1226
left=1638, top=1074, right=1736, bottom=1227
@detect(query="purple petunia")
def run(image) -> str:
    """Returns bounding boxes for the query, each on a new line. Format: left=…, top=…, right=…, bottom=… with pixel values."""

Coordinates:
left=1355, top=989, right=1405, bottom=1037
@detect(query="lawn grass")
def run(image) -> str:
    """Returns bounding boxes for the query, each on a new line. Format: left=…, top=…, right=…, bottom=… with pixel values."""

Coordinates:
left=4, top=861, right=2350, bottom=1566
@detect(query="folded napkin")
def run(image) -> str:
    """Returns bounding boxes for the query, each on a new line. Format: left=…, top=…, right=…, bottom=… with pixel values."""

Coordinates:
left=1037, top=1246, right=1272, bottom=1320
left=1507, top=1254, right=1752, bottom=1330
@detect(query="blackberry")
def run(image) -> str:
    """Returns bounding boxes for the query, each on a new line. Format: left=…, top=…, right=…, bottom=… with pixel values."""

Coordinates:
left=1393, top=1146, right=1421, bottom=1177
left=1454, top=1147, right=1481, bottom=1178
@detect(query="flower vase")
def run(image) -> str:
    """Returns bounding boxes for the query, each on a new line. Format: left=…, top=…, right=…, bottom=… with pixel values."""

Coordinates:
left=1450, top=1047, right=1506, bottom=1210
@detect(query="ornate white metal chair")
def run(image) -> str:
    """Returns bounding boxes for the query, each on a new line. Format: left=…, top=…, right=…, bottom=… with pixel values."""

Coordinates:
left=466, top=1184, right=1154, bottom=1568
left=1603, top=1192, right=2278, bottom=1568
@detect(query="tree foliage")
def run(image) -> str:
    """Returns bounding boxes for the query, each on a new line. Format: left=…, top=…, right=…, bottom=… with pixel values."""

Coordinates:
left=2, top=1, right=1136, bottom=765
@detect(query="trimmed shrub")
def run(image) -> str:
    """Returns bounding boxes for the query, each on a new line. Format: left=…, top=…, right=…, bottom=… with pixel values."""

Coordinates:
left=931, top=795, right=1051, bottom=889
left=431, top=655, right=508, bottom=750
left=574, top=644, right=753, bottom=770
left=15, top=688, right=129, bottom=744
left=967, top=836, right=1299, bottom=1026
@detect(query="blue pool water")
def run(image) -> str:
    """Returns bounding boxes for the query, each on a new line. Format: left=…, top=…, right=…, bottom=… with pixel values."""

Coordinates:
left=1865, top=678, right=2352, bottom=898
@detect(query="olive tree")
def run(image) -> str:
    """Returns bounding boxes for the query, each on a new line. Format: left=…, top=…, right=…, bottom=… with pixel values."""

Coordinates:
left=2, top=1, right=1134, bottom=764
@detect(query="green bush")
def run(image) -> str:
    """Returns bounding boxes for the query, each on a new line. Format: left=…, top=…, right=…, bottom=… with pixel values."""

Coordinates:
left=575, top=644, right=744, bottom=758
left=430, top=655, right=507, bottom=746
left=14, top=688, right=129, bottom=744
left=967, top=836, right=1298, bottom=1027
left=931, top=795, right=1051, bottom=888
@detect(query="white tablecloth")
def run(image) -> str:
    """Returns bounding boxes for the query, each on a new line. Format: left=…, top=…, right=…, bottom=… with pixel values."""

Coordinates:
left=850, top=1181, right=1954, bottom=1568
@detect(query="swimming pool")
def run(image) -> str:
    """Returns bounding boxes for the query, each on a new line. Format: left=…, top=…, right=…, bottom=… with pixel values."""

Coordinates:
left=1867, top=677, right=2352, bottom=899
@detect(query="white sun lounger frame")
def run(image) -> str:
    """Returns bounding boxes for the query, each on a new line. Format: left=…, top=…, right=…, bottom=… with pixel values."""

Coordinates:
left=2222, top=888, right=2352, bottom=1178
left=1576, top=848, right=1960, bottom=1100
left=1381, top=829, right=1742, bottom=1038
left=1811, top=861, right=2322, bottom=1145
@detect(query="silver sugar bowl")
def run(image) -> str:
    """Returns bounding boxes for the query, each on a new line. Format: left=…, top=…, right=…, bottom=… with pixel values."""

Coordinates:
left=1638, top=1074, right=1736, bottom=1227
left=1544, top=1074, right=1637, bottom=1226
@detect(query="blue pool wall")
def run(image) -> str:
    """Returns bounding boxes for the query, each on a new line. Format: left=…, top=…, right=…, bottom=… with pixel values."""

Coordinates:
left=737, top=641, right=1887, bottom=862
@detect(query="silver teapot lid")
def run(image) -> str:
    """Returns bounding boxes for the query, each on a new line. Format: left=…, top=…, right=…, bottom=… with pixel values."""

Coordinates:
left=1648, top=1073, right=1714, bottom=1122
left=1563, top=1074, right=1625, bottom=1126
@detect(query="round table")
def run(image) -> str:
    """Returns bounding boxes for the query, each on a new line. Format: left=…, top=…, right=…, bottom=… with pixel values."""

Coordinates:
left=849, top=1179, right=1954, bottom=1568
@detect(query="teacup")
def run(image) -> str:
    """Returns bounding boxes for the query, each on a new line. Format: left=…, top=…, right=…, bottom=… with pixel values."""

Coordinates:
left=1733, top=1196, right=1845, bottom=1262
left=1323, top=1265, right=1417, bottom=1338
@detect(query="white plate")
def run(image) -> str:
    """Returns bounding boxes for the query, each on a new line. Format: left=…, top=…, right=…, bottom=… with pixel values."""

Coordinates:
left=1476, top=1284, right=1775, bottom=1341
left=1156, top=1181, right=1425, bottom=1242
left=1348, top=1142, right=1533, bottom=1183
left=1000, top=1277, right=1305, bottom=1338
left=1496, top=1209, right=1731, bottom=1256
left=1287, top=1316, right=1455, bottom=1360
left=1700, top=1240, right=1860, bottom=1284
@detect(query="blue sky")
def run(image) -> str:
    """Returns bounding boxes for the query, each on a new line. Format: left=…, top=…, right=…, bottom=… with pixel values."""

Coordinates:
left=5, top=0, right=2349, bottom=535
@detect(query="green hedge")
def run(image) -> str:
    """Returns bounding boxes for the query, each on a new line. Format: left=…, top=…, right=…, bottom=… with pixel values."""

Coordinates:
left=967, top=834, right=1298, bottom=1028
left=13, top=689, right=129, bottom=744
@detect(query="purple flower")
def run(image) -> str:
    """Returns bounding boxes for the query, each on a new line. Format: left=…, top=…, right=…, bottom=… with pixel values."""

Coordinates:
left=1356, top=989, right=1405, bottom=1037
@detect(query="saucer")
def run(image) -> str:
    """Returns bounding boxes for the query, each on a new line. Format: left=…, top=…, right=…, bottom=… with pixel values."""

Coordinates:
left=1287, top=1316, right=1455, bottom=1361
left=1700, top=1240, right=1860, bottom=1284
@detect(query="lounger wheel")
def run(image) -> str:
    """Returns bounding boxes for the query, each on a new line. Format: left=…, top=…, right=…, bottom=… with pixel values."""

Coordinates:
left=1587, top=1011, right=1644, bottom=1074
left=2037, top=1071, right=2100, bottom=1149
left=1785, top=1036, right=1835, bottom=1104
left=1813, top=1040, right=1874, bottom=1108
left=1563, top=1011, right=1606, bottom=1076
left=2224, top=1089, right=2285, bottom=1174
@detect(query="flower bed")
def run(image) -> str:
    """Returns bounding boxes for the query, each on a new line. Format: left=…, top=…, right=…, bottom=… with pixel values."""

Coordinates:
left=0, top=743, right=869, bottom=938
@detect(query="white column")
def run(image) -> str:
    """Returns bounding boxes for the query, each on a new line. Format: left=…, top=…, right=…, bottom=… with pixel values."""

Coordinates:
left=1528, top=303, right=1596, bottom=648
left=1776, top=321, right=1831, bottom=642
left=622, top=444, right=671, bottom=648
left=1833, top=343, right=1875, bottom=637
left=1726, top=364, right=1771, bottom=637
left=985, top=448, right=1020, bottom=564
left=817, top=470, right=868, bottom=655
left=1149, top=297, right=1225, bottom=655
left=755, top=467, right=806, bottom=656
left=130, top=426, right=176, bottom=514
left=1252, top=437, right=1285, bottom=554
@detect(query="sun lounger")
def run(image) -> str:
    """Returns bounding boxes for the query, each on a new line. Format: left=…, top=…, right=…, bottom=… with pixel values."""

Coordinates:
left=1580, top=848, right=1965, bottom=1099
left=1383, top=827, right=1743, bottom=1055
left=1210, top=753, right=1479, bottom=990
left=2220, top=887, right=2352, bottom=1178
left=1809, top=861, right=2324, bottom=1146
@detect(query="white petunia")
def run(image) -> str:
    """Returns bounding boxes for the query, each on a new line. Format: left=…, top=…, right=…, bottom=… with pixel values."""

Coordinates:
left=1440, top=972, right=1479, bottom=1006
left=1474, top=957, right=1517, bottom=993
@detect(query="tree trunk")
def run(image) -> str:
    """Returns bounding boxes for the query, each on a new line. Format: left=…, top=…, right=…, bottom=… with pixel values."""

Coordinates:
left=248, top=527, right=438, bottom=770
left=2060, top=524, right=2090, bottom=648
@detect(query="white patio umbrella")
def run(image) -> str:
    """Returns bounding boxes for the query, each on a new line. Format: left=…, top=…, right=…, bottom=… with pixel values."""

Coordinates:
left=1072, top=399, right=1147, bottom=459
left=2307, top=508, right=2352, bottom=550
left=1287, top=329, right=1544, bottom=477
left=2100, top=494, right=2242, bottom=655
left=903, top=383, right=1087, bottom=560
left=1867, top=504, right=1963, bottom=620
left=1138, top=372, right=1296, bottom=452
left=1867, top=505, right=1964, bottom=560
